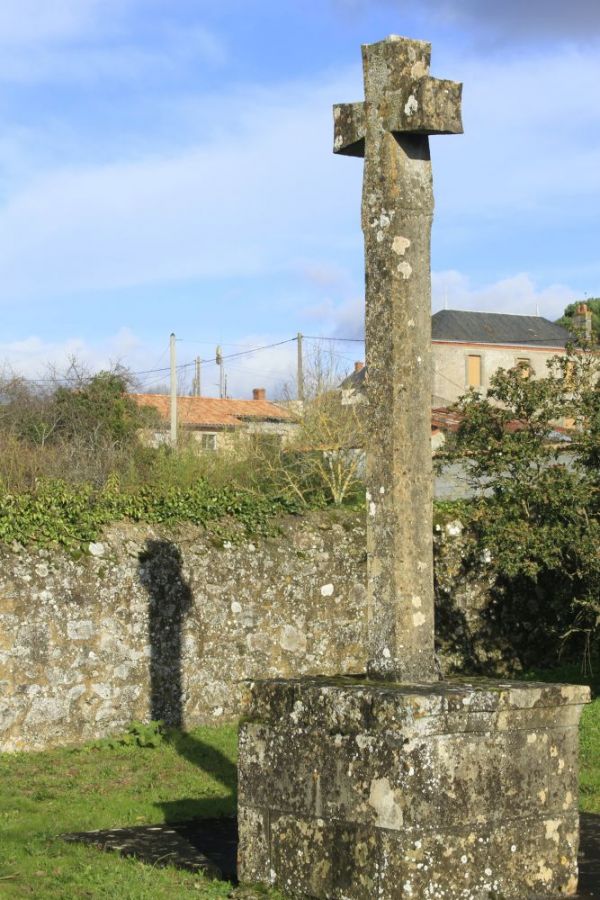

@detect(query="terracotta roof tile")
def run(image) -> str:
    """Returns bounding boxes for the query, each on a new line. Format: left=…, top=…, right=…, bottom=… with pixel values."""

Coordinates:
left=131, top=394, right=293, bottom=429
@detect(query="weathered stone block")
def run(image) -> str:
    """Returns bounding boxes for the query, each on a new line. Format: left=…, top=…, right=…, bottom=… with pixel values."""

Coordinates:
left=237, top=677, right=589, bottom=898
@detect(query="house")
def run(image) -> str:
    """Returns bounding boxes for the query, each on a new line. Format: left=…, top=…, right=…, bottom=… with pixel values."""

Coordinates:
left=431, top=310, right=572, bottom=406
left=340, top=310, right=574, bottom=407
left=131, top=388, right=296, bottom=451
left=340, top=361, right=367, bottom=406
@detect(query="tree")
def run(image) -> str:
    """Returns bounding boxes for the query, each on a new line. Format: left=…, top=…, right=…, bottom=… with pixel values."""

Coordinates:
left=0, top=372, right=61, bottom=447
left=0, top=363, right=154, bottom=450
left=53, top=367, right=153, bottom=447
left=438, top=345, right=600, bottom=668
left=557, top=298, right=600, bottom=345
left=0, top=362, right=158, bottom=490
left=254, top=345, right=366, bottom=506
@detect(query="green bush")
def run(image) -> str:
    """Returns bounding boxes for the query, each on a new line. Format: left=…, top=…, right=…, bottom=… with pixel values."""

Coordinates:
left=0, top=367, right=158, bottom=491
left=89, top=721, right=167, bottom=750
left=0, top=476, right=301, bottom=550
left=438, top=345, right=600, bottom=668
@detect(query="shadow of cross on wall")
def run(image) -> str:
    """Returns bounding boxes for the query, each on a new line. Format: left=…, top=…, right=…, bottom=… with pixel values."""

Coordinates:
left=137, top=539, right=238, bottom=821
left=138, top=539, right=193, bottom=729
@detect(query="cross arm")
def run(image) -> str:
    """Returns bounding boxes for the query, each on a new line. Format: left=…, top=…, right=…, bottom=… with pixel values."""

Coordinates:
left=333, top=77, right=463, bottom=157
left=395, top=77, right=462, bottom=136
left=333, top=102, right=366, bottom=157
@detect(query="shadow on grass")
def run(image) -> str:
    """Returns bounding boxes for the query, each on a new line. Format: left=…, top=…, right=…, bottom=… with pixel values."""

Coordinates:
left=158, top=728, right=238, bottom=823
left=138, top=539, right=237, bottom=824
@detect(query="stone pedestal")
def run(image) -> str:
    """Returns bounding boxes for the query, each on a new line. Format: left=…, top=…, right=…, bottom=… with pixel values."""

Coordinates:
left=238, top=677, right=590, bottom=899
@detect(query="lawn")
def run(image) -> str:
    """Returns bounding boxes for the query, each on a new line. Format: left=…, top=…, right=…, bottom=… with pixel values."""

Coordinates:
left=580, top=696, right=600, bottom=813
left=522, top=662, right=600, bottom=814
left=0, top=676, right=598, bottom=899
left=0, top=724, right=252, bottom=899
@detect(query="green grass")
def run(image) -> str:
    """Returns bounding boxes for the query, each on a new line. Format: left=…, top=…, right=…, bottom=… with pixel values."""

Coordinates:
left=0, top=723, right=264, bottom=899
left=1, top=687, right=598, bottom=898
left=522, top=661, right=600, bottom=813
left=580, top=697, right=600, bottom=812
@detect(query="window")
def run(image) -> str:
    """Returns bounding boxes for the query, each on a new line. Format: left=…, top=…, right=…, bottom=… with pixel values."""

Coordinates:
left=516, top=358, right=532, bottom=379
left=201, top=433, right=217, bottom=451
left=466, top=354, right=482, bottom=388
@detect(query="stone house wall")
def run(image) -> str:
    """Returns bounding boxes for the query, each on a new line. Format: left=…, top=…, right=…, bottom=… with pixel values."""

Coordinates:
left=146, top=419, right=298, bottom=453
left=0, top=512, right=506, bottom=752
left=432, top=341, right=566, bottom=406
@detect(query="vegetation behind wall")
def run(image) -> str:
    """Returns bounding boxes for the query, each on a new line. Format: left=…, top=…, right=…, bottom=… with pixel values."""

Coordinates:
left=1, top=345, right=598, bottom=670
left=438, top=344, right=600, bottom=667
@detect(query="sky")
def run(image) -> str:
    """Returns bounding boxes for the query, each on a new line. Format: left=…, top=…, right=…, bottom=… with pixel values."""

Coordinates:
left=1, top=0, right=599, bottom=396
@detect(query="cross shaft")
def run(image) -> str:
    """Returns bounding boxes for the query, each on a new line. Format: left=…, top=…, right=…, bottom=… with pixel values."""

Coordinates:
left=334, top=36, right=462, bottom=682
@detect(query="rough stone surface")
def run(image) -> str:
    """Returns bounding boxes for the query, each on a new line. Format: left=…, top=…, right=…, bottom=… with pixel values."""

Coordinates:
left=238, top=677, right=590, bottom=899
left=0, top=509, right=569, bottom=752
left=0, top=514, right=365, bottom=751
left=334, top=35, right=462, bottom=682
left=237, top=36, right=589, bottom=900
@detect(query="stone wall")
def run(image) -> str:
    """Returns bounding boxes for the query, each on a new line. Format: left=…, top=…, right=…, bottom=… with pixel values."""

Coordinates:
left=432, top=341, right=566, bottom=406
left=0, top=511, right=507, bottom=752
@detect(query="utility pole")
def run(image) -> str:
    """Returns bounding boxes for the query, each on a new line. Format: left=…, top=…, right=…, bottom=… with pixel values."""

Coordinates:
left=170, top=332, right=177, bottom=446
left=297, top=332, right=304, bottom=402
left=192, top=357, right=202, bottom=396
left=216, top=345, right=224, bottom=399
left=224, top=374, right=228, bottom=400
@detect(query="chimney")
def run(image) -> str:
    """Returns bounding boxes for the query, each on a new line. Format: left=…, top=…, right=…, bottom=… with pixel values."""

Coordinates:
left=573, top=302, right=593, bottom=342
left=253, top=388, right=266, bottom=401
left=354, top=361, right=365, bottom=373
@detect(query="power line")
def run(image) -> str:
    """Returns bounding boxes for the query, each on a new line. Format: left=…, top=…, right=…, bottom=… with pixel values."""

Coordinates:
left=178, top=340, right=259, bottom=349
left=304, top=335, right=365, bottom=343
left=223, top=362, right=294, bottom=385
left=218, top=338, right=297, bottom=362
left=434, top=366, right=472, bottom=394
left=133, top=338, right=298, bottom=377
left=1, top=337, right=343, bottom=386
left=15, top=329, right=556, bottom=391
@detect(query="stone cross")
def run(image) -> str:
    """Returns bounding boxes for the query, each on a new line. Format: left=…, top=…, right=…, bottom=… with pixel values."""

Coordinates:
left=334, top=36, right=462, bottom=681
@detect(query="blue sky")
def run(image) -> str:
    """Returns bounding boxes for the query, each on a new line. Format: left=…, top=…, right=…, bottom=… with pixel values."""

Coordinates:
left=1, top=0, right=599, bottom=395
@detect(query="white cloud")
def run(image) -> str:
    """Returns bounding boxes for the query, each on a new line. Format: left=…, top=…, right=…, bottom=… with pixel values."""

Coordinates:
left=298, top=261, right=353, bottom=290
left=0, top=0, right=120, bottom=47
left=432, top=46, right=600, bottom=223
left=301, top=294, right=365, bottom=341
left=0, top=35, right=597, bottom=329
left=0, top=72, right=360, bottom=300
left=0, top=16, right=226, bottom=84
left=205, top=339, right=298, bottom=400
left=0, top=328, right=150, bottom=380
left=0, top=328, right=301, bottom=401
left=300, top=271, right=578, bottom=342
left=432, top=271, right=576, bottom=320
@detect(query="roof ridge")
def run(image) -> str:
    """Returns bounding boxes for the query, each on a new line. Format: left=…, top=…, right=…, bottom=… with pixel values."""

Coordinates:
left=132, top=392, right=285, bottom=404
left=434, top=308, right=559, bottom=319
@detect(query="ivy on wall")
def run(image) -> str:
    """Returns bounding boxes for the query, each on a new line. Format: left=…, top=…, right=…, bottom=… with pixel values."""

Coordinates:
left=0, top=477, right=301, bottom=550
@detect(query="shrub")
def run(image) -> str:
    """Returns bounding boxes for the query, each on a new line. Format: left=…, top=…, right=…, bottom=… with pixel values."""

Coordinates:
left=438, top=345, right=600, bottom=668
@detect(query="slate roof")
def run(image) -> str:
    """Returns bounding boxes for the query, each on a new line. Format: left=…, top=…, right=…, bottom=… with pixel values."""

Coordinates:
left=131, top=394, right=293, bottom=429
left=431, top=310, right=571, bottom=347
left=340, top=310, right=572, bottom=391
left=340, top=366, right=367, bottom=390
